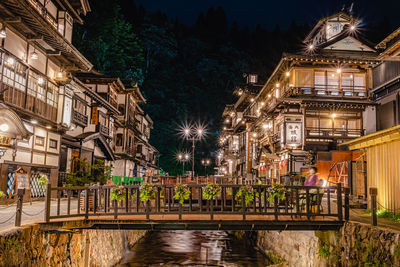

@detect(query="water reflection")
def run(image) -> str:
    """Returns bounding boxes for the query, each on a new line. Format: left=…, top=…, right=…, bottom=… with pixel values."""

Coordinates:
left=117, top=230, right=271, bottom=266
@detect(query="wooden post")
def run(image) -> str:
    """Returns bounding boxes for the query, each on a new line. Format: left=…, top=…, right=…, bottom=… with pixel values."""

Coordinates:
left=85, top=188, right=89, bottom=220
left=146, top=201, right=150, bottom=221
left=344, top=187, right=350, bottom=221
left=44, top=183, right=51, bottom=222
left=179, top=203, right=182, bottom=221
left=15, top=188, right=25, bottom=227
left=125, top=188, right=129, bottom=213
left=114, top=200, right=118, bottom=220
left=210, top=198, right=214, bottom=221
left=242, top=194, right=246, bottom=221
left=337, top=183, right=343, bottom=222
left=370, top=187, right=378, bottom=226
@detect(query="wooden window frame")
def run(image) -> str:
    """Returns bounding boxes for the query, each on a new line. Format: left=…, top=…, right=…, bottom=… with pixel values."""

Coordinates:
left=35, top=136, right=45, bottom=146
left=49, top=138, right=58, bottom=149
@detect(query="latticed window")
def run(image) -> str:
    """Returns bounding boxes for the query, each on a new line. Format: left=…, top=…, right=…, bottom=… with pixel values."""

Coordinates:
left=46, top=82, right=58, bottom=121
left=1, top=54, right=27, bottom=108
left=295, top=70, right=313, bottom=88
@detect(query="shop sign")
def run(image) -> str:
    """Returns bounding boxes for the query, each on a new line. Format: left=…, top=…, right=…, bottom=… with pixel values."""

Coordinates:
left=63, top=96, right=72, bottom=126
left=91, top=106, right=98, bottom=125
left=0, top=135, right=11, bottom=146
left=15, top=168, right=29, bottom=189
left=285, top=122, right=303, bottom=146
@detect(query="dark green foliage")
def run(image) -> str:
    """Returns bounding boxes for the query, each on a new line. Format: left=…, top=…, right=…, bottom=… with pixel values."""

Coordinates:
left=65, top=159, right=112, bottom=186
left=73, top=0, right=144, bottom=86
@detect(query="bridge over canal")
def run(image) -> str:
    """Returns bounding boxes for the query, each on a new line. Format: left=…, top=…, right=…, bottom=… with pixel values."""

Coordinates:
left=39, top=184, right=350, bottom=232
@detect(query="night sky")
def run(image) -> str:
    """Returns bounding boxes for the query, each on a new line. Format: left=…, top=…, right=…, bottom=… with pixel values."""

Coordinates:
left=137, top=0, right=400, bottom=30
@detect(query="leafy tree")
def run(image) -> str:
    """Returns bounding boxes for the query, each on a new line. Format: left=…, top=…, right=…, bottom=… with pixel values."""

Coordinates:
left=73, top=0, right=144, bottom=85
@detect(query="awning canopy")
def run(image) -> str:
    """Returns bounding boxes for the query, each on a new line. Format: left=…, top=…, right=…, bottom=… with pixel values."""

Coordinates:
left=0, top=103, right=30, bottom=140
left=340, top=125, right=400, bottom=150
left=75, top=132, right=115, bottom=161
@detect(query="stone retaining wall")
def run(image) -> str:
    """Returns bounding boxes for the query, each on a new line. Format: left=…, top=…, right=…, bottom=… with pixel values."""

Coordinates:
left=256, top=221, right=400, bottom=266
left=0, top=225, right=146, bottom=266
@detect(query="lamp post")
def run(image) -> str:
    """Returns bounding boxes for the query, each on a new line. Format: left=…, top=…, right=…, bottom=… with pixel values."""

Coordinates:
left=201, top=159, right=211, bottom=177
left=180, top=124, right=206, bottom=183
left=177, top=153, right=190, bottom=177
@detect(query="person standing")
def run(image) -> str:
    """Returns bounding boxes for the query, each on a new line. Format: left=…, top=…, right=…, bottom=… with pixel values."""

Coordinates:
left=304, top=167, right=318, bottom=186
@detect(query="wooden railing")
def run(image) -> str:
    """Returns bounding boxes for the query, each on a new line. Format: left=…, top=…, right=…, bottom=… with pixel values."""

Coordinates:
left=72, top=111, right=88, bottom=127
left=284, top=86, right=367, bottom=98
left=44, top=183, right=349, bottom=223
left=96, top=124, right=110, bottom=137
left=306, top=127, right=364, bottom=139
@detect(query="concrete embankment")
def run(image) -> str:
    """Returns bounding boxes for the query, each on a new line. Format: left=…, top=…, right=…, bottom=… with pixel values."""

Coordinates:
left=256, top=221, right=400, bottom=266
left=0, top=224, right=146, bottom=266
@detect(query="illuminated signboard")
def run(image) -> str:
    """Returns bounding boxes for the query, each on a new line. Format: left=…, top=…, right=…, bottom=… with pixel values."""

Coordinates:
left=285, top=122, right=303, bottom=146
left=0, top=135, right=11, bottom=146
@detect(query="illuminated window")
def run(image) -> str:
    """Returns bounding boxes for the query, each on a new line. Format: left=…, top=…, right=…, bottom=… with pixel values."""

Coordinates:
left=35, top=136, right=45, bottom=146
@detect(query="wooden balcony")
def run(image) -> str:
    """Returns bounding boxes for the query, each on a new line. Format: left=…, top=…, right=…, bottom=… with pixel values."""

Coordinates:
left=115, top=146, right=136, bottom=156
left=96, top=124, right=110, bottom=137
left=306, top=127, right=364, bottom=140
left=284, top=86, right=367, bottom=98
left=27, top=0, right=58, bottom=29
left=72, top=111, right=88, bottom=127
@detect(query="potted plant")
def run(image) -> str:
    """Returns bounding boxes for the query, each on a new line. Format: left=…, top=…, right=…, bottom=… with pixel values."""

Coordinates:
left=235, top=185, right=257, bottom=207
left=110, top=185, right=126, bottom=202
left=202, top=183, right=221, bottom=200
left=38, top=175, right=48, bottom=190
left=139, top=183, right=156, bottom=212
left=267, top=183, right=287, bottom=203
left=66, top=159, right=112, bottom=211
left=173, top=184, right=191, bottom=205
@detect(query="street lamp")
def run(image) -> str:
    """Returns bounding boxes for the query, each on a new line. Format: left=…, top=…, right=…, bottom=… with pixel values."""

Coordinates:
left=201, top=159, right=211, bottom=176
left=177, top=152, right=190, bottom=176
left=180, top=123, right=207, bottom=182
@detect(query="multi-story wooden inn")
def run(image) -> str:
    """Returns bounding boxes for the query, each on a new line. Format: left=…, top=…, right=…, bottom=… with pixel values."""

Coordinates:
left=0, top=0, right=92, bottom=198
left=220, top=12, right=380, bottom=188
left=0, top=0, right=159, bottom=200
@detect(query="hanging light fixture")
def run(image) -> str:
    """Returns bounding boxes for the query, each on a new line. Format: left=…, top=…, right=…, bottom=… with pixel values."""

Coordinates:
left=0, top=24, right=6, bottom=38
left=31, top=47, right=38, bottom=60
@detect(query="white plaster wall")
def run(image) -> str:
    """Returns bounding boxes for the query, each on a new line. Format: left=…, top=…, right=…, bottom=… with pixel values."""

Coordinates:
left=4, top=28, right=27, bottom=61
left=15, top=150, right=31, bottom=163
left=363, top=106, right=376, bottom=135
left=32, top=152, right=45, bottom=165
left=112, top=160, right=125, bottom=176
left=46, top=154, right=59, bottom=167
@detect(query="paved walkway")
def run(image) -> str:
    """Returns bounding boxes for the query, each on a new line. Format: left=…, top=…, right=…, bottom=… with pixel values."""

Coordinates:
left=0, top=199, right=78, bottom=233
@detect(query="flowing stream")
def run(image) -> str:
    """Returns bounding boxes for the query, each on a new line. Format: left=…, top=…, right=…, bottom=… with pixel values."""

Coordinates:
left=117, top=230, right=272, bottom=266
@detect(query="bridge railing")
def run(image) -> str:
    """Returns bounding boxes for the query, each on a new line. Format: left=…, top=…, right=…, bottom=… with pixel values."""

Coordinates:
left=44, top=183, right=349, bottom=223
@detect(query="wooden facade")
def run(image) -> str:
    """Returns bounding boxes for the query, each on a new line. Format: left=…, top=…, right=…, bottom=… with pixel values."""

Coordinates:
left=0, top=0, right=159, bottom=199
left=219, top=12, right=379, bottom=191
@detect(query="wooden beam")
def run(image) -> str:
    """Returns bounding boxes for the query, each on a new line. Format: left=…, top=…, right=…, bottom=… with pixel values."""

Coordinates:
left=5, top=17, right=22, bottom=23
left=27, top=35, right=44, bottom=41
left=46, top=50, right=62, bottom=56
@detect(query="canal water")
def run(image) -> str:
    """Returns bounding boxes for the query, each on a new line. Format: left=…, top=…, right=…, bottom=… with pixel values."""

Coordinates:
left=117, top=230, right=272, bottom=266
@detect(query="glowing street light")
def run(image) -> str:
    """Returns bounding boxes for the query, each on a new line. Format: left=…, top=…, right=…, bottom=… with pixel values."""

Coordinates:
left=179, top=123, right=207, bottom=180
left=201, top=159, right=211, bottom=176
left=177, top=152, right=190, bottom=176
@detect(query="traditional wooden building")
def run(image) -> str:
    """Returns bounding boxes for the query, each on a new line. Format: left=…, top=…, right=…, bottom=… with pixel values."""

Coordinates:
left=343, top=27, right=400, bottom=210
left=0, top=0, right=92, bottom=198
left=134, top=111, right=158, bottom=177
left=249, top=12, right=379, bottom=186
left=113, top=85, right=146, bottom=177
left=58, top=73, right=120, bottom=179
left=218, top=74, right=262, bottom=183
left=219, top=12, right=381, bottom=189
